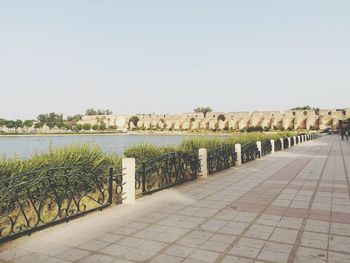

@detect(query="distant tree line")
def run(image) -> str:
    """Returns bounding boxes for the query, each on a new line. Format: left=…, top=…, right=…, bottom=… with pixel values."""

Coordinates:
left=291, top=106, right=320, bottom=115
left=85, top=109, right=113, bottom=116
left=0, top=108, right=114, bottom=132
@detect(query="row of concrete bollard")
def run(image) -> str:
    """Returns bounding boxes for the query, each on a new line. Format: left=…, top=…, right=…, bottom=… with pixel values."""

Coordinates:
left=121, top=133, right=323, bottom=205
left=199, top=133, right=321, bottom=178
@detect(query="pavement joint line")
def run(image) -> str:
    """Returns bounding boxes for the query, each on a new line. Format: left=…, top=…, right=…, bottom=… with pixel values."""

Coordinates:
left=287, top=136, right=335, bottom=263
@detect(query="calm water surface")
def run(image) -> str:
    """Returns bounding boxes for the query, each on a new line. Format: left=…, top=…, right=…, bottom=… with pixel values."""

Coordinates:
left=0, top=134, right=224, bottom=158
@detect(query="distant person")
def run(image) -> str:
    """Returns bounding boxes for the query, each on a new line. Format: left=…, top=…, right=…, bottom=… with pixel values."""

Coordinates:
left=340, top=128, right=345, bottom=141
left=346, top=129, right=349, bottom=141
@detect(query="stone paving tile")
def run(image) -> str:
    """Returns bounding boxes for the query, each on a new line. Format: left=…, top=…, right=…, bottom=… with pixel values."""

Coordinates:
left=12, top=253, right=51, bottom=263
left=150, top=254, right=183, bottom=263
left=44, top=258, right=71, bottom=263
left=300, top=231, right=329, bottom=250
left=164, top=245, right=196, bottom=258
left=270, top=227, right=299, bottom=244
left=78, top=240, right=110, bottom=251
left=56, top=248, right=91, bottom=261
left=328, top=251, right=350, bottom=263
left=100, top=244, right=133, bottom=257
left=244, top=224, right=274, bottom=240
left=80, top=254, right=115, bottom=263
left=295, top=247, right=327, bottom=263
left=328, top=235, right=350, bottom=253
left=123, top=248, right=156, bottom=261
left=305, top=219, right=330, bottom=234
left=185, top=249, right=221, bottom=263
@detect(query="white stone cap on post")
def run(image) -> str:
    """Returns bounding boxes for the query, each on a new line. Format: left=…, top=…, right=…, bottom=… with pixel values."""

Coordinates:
left=199, top=148, right=208, bottom=178
left=270, top=139, right=275, bottom=153
left=256, top=141, right=262, bottom=157
left=122, top=158, right=135, bottom=204
left=280, top=138, right=284, bottom=150
left=235, top=144, right=242, bottom=165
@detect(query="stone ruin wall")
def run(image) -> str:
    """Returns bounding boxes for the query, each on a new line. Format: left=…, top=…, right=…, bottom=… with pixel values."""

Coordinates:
left=79, top=109, right=350, bottom=131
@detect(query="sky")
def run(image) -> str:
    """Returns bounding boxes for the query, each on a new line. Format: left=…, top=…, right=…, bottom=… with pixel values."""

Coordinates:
left=0, top=0, right=349, bottom=120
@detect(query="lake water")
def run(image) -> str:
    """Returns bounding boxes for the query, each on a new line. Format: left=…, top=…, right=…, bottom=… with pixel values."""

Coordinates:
left=0, top=134, right=224, bottom=158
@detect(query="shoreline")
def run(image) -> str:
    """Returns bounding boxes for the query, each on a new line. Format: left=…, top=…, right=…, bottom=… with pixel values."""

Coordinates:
left=0, top=131, right=237, bottom=137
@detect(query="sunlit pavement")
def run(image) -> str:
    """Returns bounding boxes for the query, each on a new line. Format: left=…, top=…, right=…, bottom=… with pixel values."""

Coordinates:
left=1, top=135, right=350, bottom=263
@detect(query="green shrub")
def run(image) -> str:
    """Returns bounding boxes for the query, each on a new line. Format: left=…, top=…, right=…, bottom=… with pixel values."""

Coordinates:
left=0, top=144, right=121, bottom=181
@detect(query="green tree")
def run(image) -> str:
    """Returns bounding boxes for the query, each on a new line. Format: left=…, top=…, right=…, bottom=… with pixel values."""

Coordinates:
left=99, top=123, right=107, bottom=130
left=85, top=109, right=113, bottom=116
left=13, top=120, right=23, bottom=130
left=85, top=109, right=97, bottom=116
left=23, top=120, right=34, bottom=127
left=97, top=109, right=112, bottom=115
left=75, top=124, right=83, bottom=131
left=0, top=119, right=7, bottom=127
left=67, top=114, right=82, bottom=123
left=92, top=124, right=99, bottom=130
left=217, top=114, right=226, bottom=122
left=83, top=123, right=92, bottom=130
left=129, top=116, right=140, bottom=127
left=5, top=120, right=16, bottom=129
left=36, top=112, right=64, bottom=129
left=194, top=107, right=213, bottom=117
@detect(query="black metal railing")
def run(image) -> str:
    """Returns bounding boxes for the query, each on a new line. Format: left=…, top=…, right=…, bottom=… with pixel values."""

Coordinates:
left=0, top=166, right=123, bottom=243
left=296, top=136, right=299, bottom=144
left=135, top=152, right=200, bottom=196
left=290, top=137, right=295, bottom=147
left=261, top=140, right=272, bottom=156
left=274, top=139, right=282, bottom=151
left=241, top=143, right=260, bottom=163
left=283, top=138, right=289, bottom=149
left=208, top=147, right=236, bottom=174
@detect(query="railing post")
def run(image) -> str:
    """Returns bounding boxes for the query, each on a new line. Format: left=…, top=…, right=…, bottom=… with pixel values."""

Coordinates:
left=256, top=141, right=262, bottom=158
left=280, top=138, right=284, bottom=150
left=123, top=158, right=135, bottom=204
left=270, top=139, right=275, bottom=153
left=293, top=136, right=296, bottom=145
left=235, top=144, right=242, bottom=166
left=287, top=137, right=291, bottom=148
left=199, top=148, right=208, bottom=178
left=108, top=167, right=113, bottom=204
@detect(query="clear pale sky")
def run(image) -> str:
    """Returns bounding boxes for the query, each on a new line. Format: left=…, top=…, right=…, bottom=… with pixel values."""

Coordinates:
left=0, top=1, right=349, bottom=120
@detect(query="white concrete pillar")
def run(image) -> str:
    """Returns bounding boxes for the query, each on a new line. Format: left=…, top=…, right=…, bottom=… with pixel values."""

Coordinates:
left=270, top=139, right=275, bottom=153
left=280, top=138, right=284, bottom=150
left=235, top=144, right=242, bottom=166
left=199, top=148, right=208, bottom=178
left=293, top=136, right=296, bottom=145
left=122, top=158, right=135, bottom=204
left=256, top=141, right=262, bottom=157
left=287, top=137, right=291, bottom=148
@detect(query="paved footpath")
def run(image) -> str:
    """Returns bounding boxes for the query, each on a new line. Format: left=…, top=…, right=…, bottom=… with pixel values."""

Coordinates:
left=1, top=135, right=350, bottom=263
